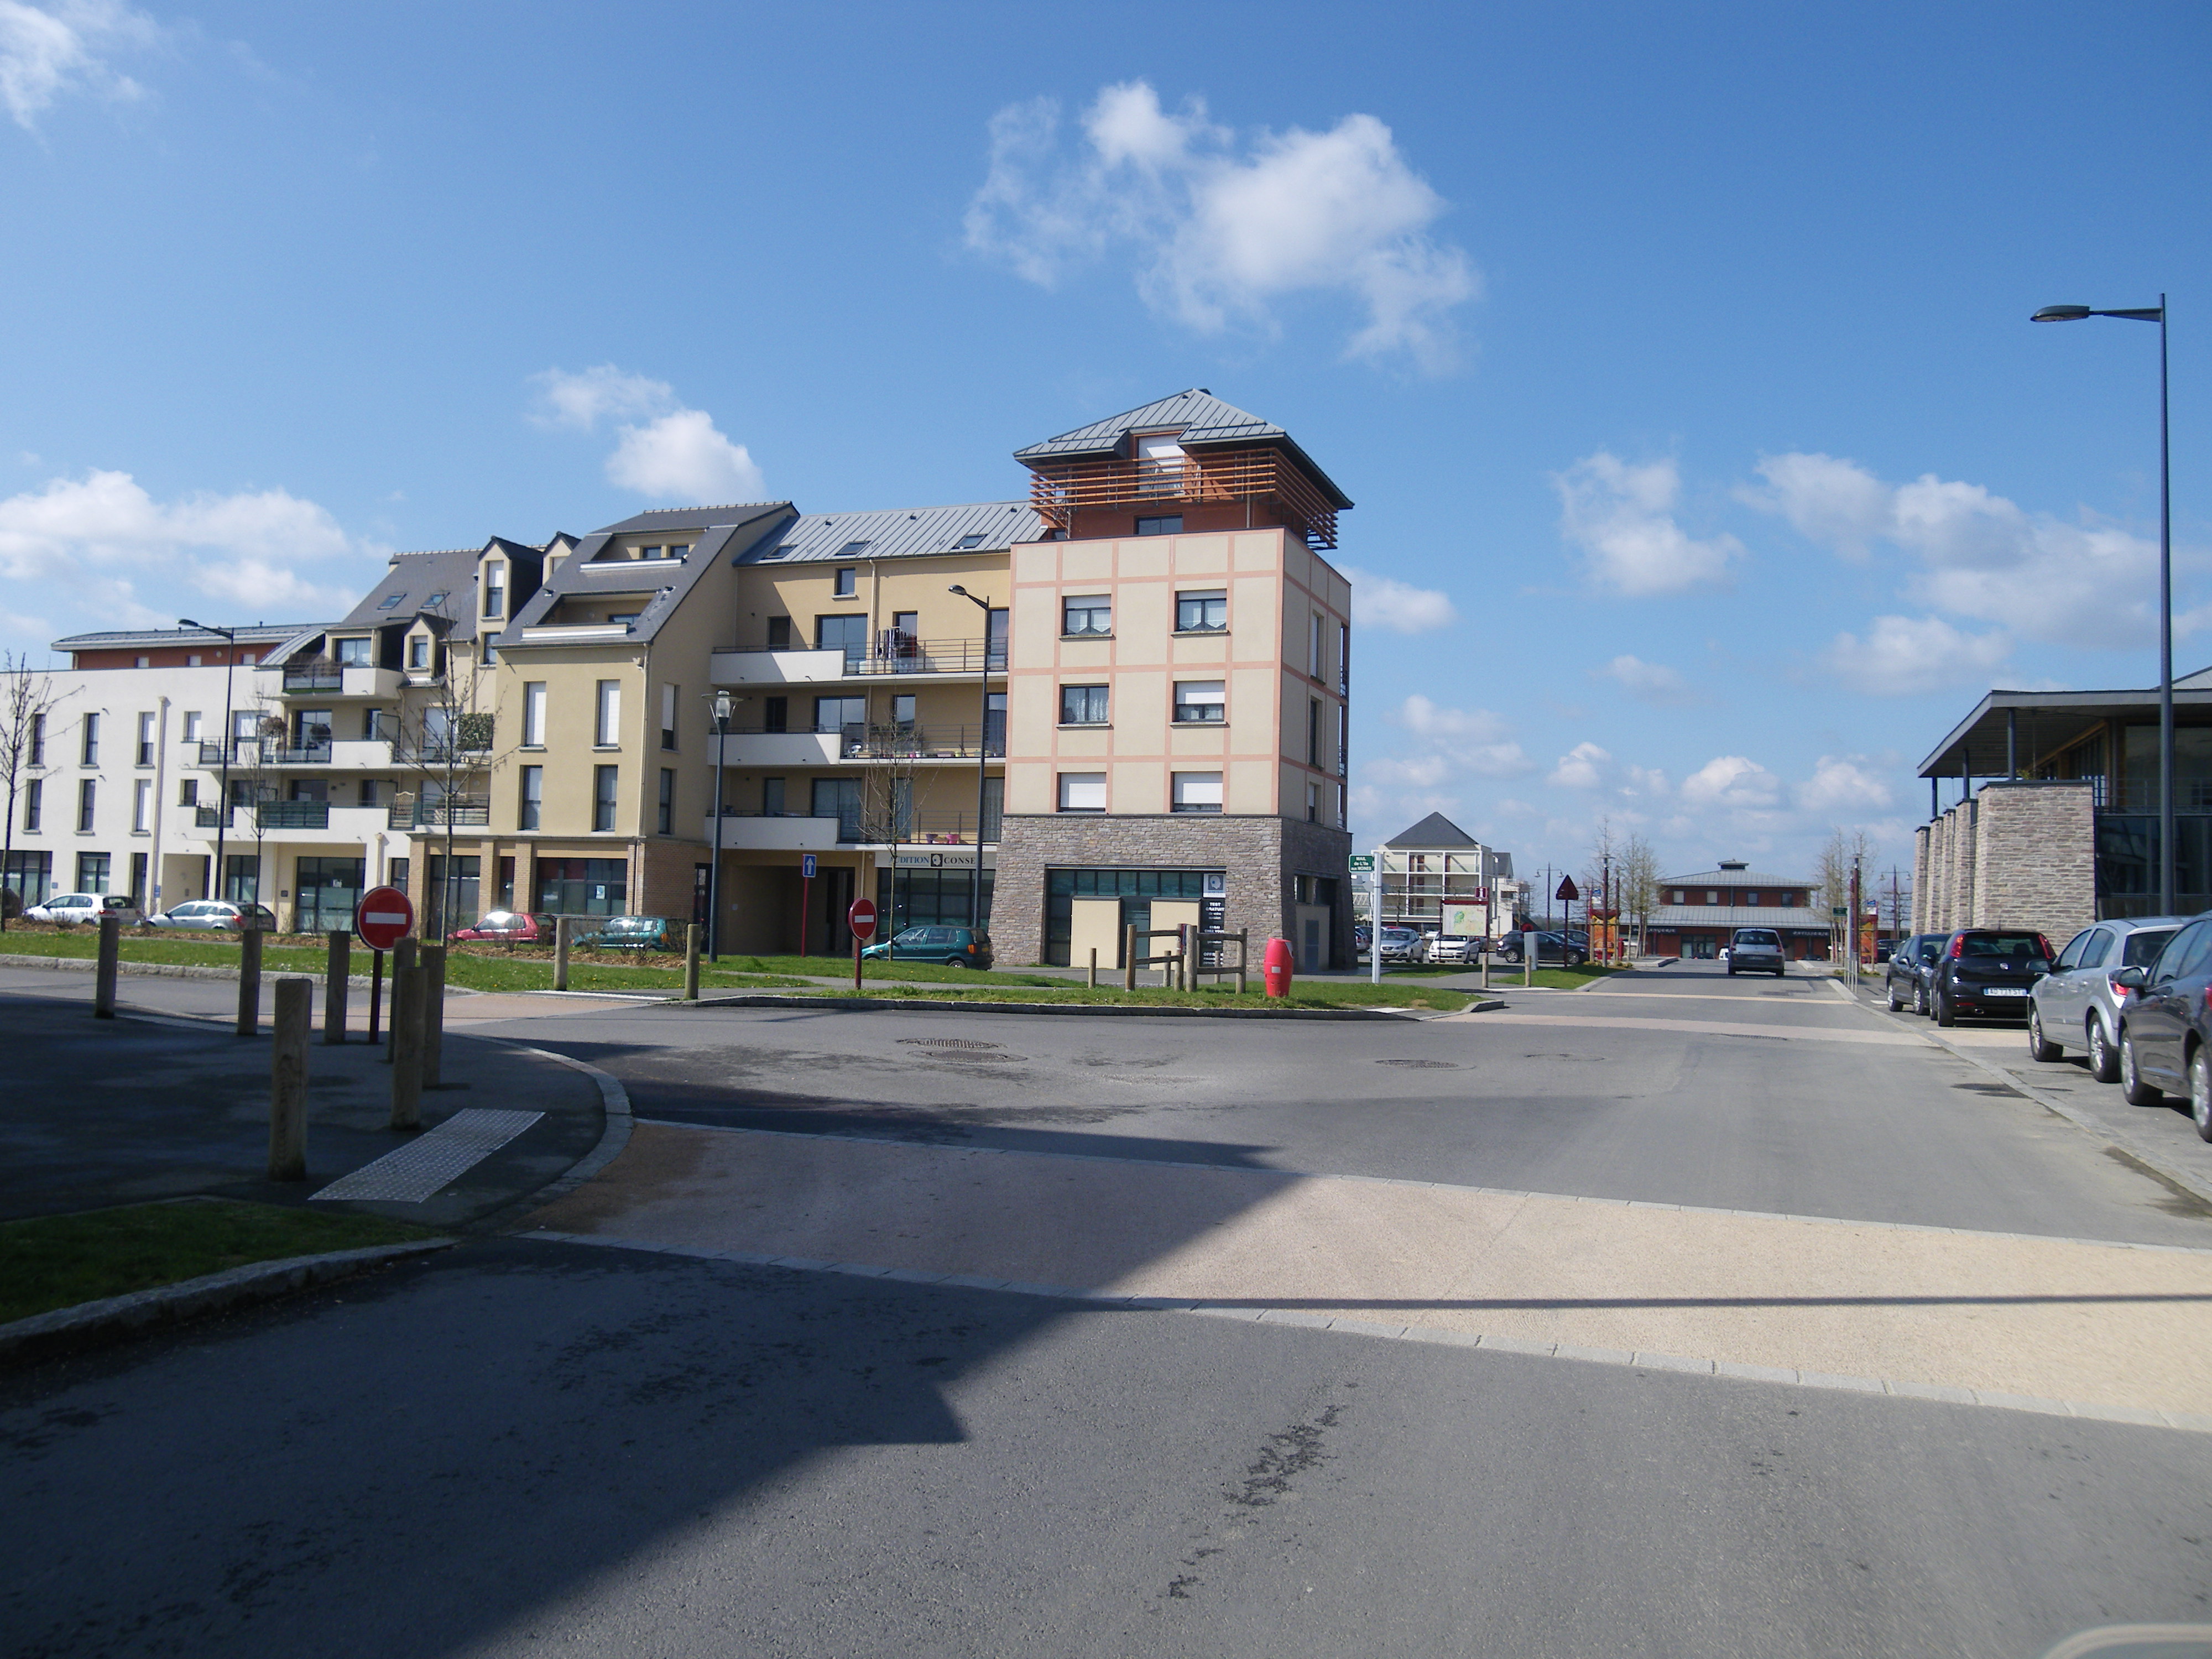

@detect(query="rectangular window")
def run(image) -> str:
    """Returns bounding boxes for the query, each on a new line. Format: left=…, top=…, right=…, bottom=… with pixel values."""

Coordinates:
left=28, top=712, right=43, bottom=766
left=187, top=654, right=201, bottom=667
left=133, top=779, right=151, bottom=832
left=816, top=613, right=868, bottom=663
left=660, top=683, right=678, bottom=751
left=766, top=615, right=792, bottom=649
left=1173, top=681, right=1225, bottom=723
left=1135, top=515, right=1183, bottom=536
left=182, top=711, right=202, bottom=742
left=891, top=611, right=918, bottom=642
left=77, top=779, right=96, bottom=831
left=1060, top=685, right=1109, bottom=725
left=3, top=850, right=52, bottom=907
left=1306, top=781, right=1320, bottom=822
left=811, top=777, right=863, bottom=839
left=336, top=636, right=372, bottom=665
left=358, top=780, right=381, bottom=808
left=814, top=695, right=865, bottom=734
left=1338, top=703, right=1349, bottom=775
left=1057, top=772, right=1106, bottom=812
left=407, top=636, right=429, bottom=670
left=763, top=696, right=787, bottom=734
left=81, top=712, right=98, bottom=766
left=1707, top=890, right=1719, bottom=904
left=23, top=778, right=40, bottom=832
left=136, top=712, right=155, bottom=766
left=594, top=680, right=620, bottom=747
left=761, top=776, right=785, bottom=816
left=1307, top=698, right=1322, bottom=765
left=890, top=693, right=916, bottom=733
left=1311, top=613, right=1325, bottom=678
left=519, top=765, right=542, bottom=831
left=129, top=851, right=148, bottom=904
left=225, top=853, right=259, bottom=905
left=833, top=566, right=857, bottom=598
left=77, top=851, right=109, bottom=894
left=483, top=567, right=505, bottom=618
left=1338, top=621, right=1350, bottom=692
left=658, top=768, right=675, bottom=835
left=1062, top=595, right=1112, bottom=636
left=533, top=856, right=627, bottom=917
left=179, top=778, right=199, bottom=807
left=1175, top=590, right=1227, bottom=632
left=522, top=681, right=546, bottom=747
left=1171, top=772, right=1222, bottom=814
left=592, top=765, right=619, bottom=832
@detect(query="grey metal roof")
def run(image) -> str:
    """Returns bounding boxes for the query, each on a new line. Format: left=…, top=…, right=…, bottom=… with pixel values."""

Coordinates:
left=1384, top=812, right=1481, bottom=849
left=734, top=501, right=1047, bottom=565
left=1013, top=388, right=1353, bottom=509
left=54, top=622, right=314, bottom=650
left=1661, top=868, right=1808, bottom=888
left=1650, top=905, right=1832, bottom=929
left=1916, top=674, right=2212, bottom=779
left=589, top=504, right=790, bottom=536
left=336, top=546, right=495, bottom=641
left=497, top=502, right=794, bottom=650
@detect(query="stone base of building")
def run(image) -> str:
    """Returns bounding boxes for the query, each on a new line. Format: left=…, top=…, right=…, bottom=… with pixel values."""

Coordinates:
left=1912, top=780, right=2095, bottom=942
left=992, top=812, right=1353, bottom=971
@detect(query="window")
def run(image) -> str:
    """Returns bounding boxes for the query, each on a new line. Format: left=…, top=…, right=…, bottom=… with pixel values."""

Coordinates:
left=239, top=653, right=255, bottom=665
left=667, top=543, right=690, bottom=559
left=336, top=637, right=372, bottom=665
left=1706, top=890, right=1719, bottom=904
left=891, top=693, right=916, bottom=731
left=1306, top=781, right=1320, bottom=822
left=136, top=712, right=155, bottom=766
left=766, top=615, right=792, bottom=649
left=187, top=654, right=201, bottom=667
left=1746, top=891, right=1760, bottom=906
left=833, top=566, right=858, bottom=598
left=1310, top=613, right=1325, bottom=678
left=182, top=711, right=202, bottom=742
left=1057, top=772, right=1105, bottom=812
left=378, top=593, right=406, bottom=610
left=523, top=681, right=546, bottom=747
left=1060, top=685, right=1109, bottom=725
left=28, top=712, right=42, bottom=766
left=519, top=766, right=542, bottom=831
left=1171, top=772, right=1222, bottom=813
left=358, top=780, right=381, bottom=807
left=955, top=533, right=985, bottom=549
left=425, top=592, right=447, bottom=608
left=1339, top=621, right=1349, bottom=692
left=592, top=765, right=618, bottom=832
left=364, top=707, right=390, bottom=742
left=814, top=695, right=865, bottom=733
left=133, top=779, right=151, bottom=833
left=77, top=852, right=109, bottom=894
left=134, top=656, right=149, bottom=669
left=1176, top=590, right=1227, bottom=632
left=3, top=850, right=51, bottom=907
left=658, top=768, right=675, bottom=836
left=407, top=636, right=429, bottom=670
left=1670, top=890, right=1684, bottom=905
left=483, top=567, right=505, bottom=617
left=1062, top=595, right=1112, bottom=636
left=660, top=684, right=678, bottom=751
left=639, top=545, right=661, bottom=560
left=534, top=856, right=627, bottom=916
left=816, top=613, right=868, bottom=663
left=1173, top=681, right=1224, bottom=723
left=594, top=680, right=620, bottom=747
left=761, top=776, right=785, bottom=816
left=763, top=696, right=787, bottom=734
left=1307, top=698, right=1322, bottom=765
left=23, top=778, right=40, bottom=832
left=1135, top=515, right=1183, bottom=536
left=179, top=778, right=198, bottom=807
left=77, top=779, right=96, bottom=831
left=81, top=712, right=98, bottom=766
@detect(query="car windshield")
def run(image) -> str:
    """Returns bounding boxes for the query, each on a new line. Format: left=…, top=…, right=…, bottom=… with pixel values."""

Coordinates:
left=2122, top=928, right=2178, bottom=967
left=1734, top=931, right=1780, bottom=946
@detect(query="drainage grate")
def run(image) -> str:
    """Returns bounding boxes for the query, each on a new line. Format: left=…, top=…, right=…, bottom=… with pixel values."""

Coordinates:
left=310, top=1108, right=544, bottom=1203
left=1375, top=1058, right=1459, bottom=1069
left=897, top=1037, right=1000, bottom=1050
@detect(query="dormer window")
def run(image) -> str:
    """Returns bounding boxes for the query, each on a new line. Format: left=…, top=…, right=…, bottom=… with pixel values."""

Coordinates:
left=426, top=592, right=447, bottom=607
left=407, top=637, right=429, bottom=670
left=336, top=637, right=372, bottom=666
left=668, top=544, right=691, bottom=559
left=640, top=545, right=662, bottom=560
left=483, top=566, right=505, bottom=617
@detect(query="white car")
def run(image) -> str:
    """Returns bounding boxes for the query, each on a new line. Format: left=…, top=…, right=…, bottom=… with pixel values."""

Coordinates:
left=147, top=900, right=279, bottom=932
left=25, top=892, right=143, bottom=926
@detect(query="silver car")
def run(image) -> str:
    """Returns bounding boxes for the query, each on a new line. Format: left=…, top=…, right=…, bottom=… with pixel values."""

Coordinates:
left=1375, top=926, right=1422, bottom=963
left=1421, top=933, right=1484, bottom=966
left=147, top=900, right=279, bottom=931
left=2027, top=915, right=2188, bottom=1082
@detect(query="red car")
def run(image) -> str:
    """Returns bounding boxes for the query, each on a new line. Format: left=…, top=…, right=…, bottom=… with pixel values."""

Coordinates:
left=449, top=910, right=556, bottom=943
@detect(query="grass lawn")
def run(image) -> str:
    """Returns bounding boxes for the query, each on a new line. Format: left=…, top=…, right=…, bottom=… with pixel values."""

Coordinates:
left=0, top=1199, right=440, bottom=1325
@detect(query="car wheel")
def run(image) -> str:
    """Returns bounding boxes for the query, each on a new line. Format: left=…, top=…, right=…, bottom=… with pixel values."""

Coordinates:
left=2120, top=1028, right=2163, bottom=1105
left=1934, top=990, right=1955, bottom=1027
left=2088, top=1016, right=2121, bottom=1084
left=1912, top=981, right=1928, bottom=1016
left=1886, top=980, right=1903, bottom=1010
left=2027, top=1005, right=2062, bottom=1063
left=2193, top=1048, right=2212, bottom=1142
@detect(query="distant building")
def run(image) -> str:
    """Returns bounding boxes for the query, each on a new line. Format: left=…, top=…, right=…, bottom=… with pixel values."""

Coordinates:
left=1361, top=812, right=1520, bottom=937
left=1646, top=859, right=1830, bottom=961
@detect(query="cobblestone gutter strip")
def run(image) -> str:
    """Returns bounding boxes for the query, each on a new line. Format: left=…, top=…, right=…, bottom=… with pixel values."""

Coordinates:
left=0, top=952, right=384, bottom=990
left=687, top=992, right=1506, bottom=1021
left=0, top=1239, right=455, bottom=1369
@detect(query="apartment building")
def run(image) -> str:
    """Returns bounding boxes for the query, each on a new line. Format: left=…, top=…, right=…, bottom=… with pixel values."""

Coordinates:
left=1360, top=812, right=1522, bottom=938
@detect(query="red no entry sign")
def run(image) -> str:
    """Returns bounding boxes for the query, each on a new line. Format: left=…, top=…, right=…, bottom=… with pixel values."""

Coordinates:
left=355, top=886, right=414, bottom=951
left=847, top=896, right=878, bottom=941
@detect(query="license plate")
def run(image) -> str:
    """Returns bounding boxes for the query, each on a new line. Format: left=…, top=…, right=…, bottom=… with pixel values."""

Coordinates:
left=1981, top=987, right=2028, bottom=997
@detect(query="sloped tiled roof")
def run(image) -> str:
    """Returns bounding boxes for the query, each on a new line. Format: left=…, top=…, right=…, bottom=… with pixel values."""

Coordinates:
left=1014, top=388, right=1352, bottom=509
left=737, top=501, right=1047, bottom=565
left=587, top=504, right=790, bottom=536
left=1385, top=812, right=1481, bottom=849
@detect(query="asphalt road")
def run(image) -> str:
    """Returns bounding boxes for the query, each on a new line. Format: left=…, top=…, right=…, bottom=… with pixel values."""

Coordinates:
left=5, top=961, right=2209, bottom=1657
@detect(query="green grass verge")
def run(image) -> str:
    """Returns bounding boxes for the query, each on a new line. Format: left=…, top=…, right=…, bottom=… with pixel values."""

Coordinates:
left=0, top=1199, right=440, bottom=1325
left=760, top=978, right=1477, bottom=1012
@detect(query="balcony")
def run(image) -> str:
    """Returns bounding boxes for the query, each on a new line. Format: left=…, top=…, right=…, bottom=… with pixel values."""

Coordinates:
left=699, top=812, right=849, bottom=851
left=255, top=663, right=402, bottom=698
left=709, top=640, right=1005, bottom=687
left=389, top=799, right=491, bottom=831
left=257, top=800, right=331, bottom=830
left=707, top=723, right=1005, bottom=767
left=1025, top=447, right=1342, bottom=549
left=197, top=740, right=333, bottom=766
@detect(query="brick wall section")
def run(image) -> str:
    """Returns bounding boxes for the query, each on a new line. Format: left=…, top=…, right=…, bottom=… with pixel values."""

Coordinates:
left=1968, top=781, right=2095, bottom=943
left=992, top=812, right=1353, bottom=969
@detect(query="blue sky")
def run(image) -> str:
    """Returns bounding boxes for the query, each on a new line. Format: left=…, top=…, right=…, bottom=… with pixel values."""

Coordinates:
left=2, top=1, right=2206, bottom=886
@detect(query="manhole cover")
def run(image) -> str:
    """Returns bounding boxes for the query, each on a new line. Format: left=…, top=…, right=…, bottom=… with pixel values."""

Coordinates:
left=1375, top=1058, right=1458, bottom=1069
left=898, top=1037, right=1000, bottom=1050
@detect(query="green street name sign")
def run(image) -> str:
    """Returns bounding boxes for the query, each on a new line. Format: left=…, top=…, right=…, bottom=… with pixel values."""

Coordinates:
left=1348, top=855, right=1376, bottom=873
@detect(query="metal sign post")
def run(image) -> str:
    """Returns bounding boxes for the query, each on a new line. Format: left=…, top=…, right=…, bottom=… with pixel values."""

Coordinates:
left=848, top=895, right=877, bottom=991
left=800, top=852, right=816, bottom=961
left=354, top=886, right=413, bottom=1051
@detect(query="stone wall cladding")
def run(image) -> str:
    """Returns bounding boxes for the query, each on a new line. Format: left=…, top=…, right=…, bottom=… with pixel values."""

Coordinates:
left=1911, top=825, right=1932, bottom=935
left=1968, top=782, right=2095, bottom=944
left=992, top=813, right=1352, bottom=968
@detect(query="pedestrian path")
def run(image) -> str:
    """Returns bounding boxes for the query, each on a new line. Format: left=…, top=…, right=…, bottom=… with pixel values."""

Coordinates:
left=311, top=1109, right=544, bottom=1202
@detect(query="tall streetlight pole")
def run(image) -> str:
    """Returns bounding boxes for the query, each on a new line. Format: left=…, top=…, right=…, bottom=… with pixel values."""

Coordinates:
left=708, top=689, right=732, bottom=961
left=947, top=585, right=994, bottom=929
left=179, top=619, right=238, bottom=906
left=2033, top=297, right=2172, bottom=910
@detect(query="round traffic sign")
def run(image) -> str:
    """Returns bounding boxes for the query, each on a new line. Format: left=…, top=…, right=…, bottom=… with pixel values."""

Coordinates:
left=847, top=896, right=878, bottom=941
left=355, top=886, right=414, bottom=951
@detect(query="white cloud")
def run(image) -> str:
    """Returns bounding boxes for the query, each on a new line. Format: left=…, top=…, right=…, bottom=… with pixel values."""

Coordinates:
left=528, top=366, right=764, bottom=504
left=1344, top=567, right=1456, bottom=634
left=1380, top=693, right=1530, bottom=779
left=0, top=0, right=158, bottom=130
left=1820, top=613, right=2012, bottom=696
left=1797, top=755, right=1894, bottom=815
left=1594, top=654, right=1691, bottom=703
left=1554, top=452, right=1743, bottom=596
left=1548, top=740, right=1611, bottom=790
left=1678, top=755, right=1782, bottom=811
left=1746, top=451, right=2160, bottom=648
left=966, top=81, right=1476, bottom=368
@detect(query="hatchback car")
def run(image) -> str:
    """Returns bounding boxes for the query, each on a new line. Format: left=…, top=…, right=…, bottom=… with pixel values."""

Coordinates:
left=25, top=892, right=142, bottom=926
left=450, top=910, right=556, bottom=944
left=1420, top=933, right=1484, bottom=966
left=860, top=924, right=994, bottom=968
left=1930, top=929, right=2054, bottom=1026
left=577, top=915, right=675, bottom=952
left=1884, top=932, right=1949, bottom=1014
left=2027, top=915, right=2187, bottom=1081
left=2112, top=916, right=2212, bottom=1139
left=1494, top=930, right=1589, bottom=967
left=1373, top=926, right=1422, bottom=963
left=147, top=900, right=278, bottom=931
left=1726, top=926, right=1786, bottom=977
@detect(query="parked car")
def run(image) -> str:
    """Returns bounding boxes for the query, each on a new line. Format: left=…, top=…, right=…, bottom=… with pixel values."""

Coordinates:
left=1420, top=933, right=1484, bottom=966
left=450, top=910, right=557, bottom=945
left=1494, top=929, right=1588, bottom=967
left=577, top=915, right=675, bottom=952
left=146, top=900, right=278, bottom=932
left=1353, top=923, right=1372, bottom=954
left=1374, top=925, right=1423, bottom=963
left=860, top=925, right=994, bottom=968
left=1929, top=928, right=2054, bottom=1026
left=24, top=892, right=142, bottom=926
left=2112, top=916, right=2212, bottom=1138
left=1726, top=926, right=1786, bottom=978
left=1883, top=932, right=1950, bottom=1015
left=2027, top=915, right=2186, bottom=1081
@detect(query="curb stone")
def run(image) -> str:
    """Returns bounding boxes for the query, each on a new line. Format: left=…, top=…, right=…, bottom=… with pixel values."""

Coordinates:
left=0, top=952, right=488, bottom=995
left=0, top=1238, right=455, bottom=1369
left=472, top=1046, right=634, bottom=1233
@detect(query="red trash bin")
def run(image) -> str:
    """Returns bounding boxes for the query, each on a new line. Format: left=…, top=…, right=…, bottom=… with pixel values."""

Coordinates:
left=1262, top=935, right=1295, bottom=998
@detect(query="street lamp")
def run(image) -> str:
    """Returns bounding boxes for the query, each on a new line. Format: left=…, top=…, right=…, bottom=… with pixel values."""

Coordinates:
left=708, top=688, right=734, bottom=961
left=947, top=585, right=995, bottom=928
left=2033, top=296, right=2173, bottom=910
left=179, top=619, right=238, bottom=907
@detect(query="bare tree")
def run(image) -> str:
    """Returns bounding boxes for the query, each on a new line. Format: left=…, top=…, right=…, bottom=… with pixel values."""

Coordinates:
left=1618, top=830, right=1660, bottom=956
left=0, top=654, right=61, bottom=929
left=1817, top=826, right=1874, bottom=961
left=387, top=623, right=508, bottom=935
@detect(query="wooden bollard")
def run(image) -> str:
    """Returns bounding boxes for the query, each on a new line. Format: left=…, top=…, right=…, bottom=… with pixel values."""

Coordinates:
left=269, top=977, right=310, bottom=1180
left=685, top=922, right=702, bottom=1000
left=236, top=925, right=263, bottom=1036
left=553, top=915, right=572, bottom=992
left=389, top=963, right=425, bottom=1129
left=93, top=912, right=120, bottom=1019
left=1123, top=924, right=1137, bottom=993
left=420, top=942, right=446, bottom=1089
left=383, top=936, right=417, bottom=1063
left=324, top=930, right=350, bottom=1045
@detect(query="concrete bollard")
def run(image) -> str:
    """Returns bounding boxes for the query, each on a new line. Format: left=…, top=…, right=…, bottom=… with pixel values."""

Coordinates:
left=93, top=912, right=120, bottom=1019
left=389, top=963, right=425, bottom=1130
left=383, top=936, right=417, bottom=1063
left=421, top=942, right=447, bottom=1090
left=237, top=925, right=264, bottom=1037
left=269, top=977, right=310, bottom=1180
left=324, top=930, right=350, bottom=1045
left=554, top=915, right=572, bottom=992
left=1087, top=947, right=1097, bottom=990
left=685, top=922, right=702, bottom=1000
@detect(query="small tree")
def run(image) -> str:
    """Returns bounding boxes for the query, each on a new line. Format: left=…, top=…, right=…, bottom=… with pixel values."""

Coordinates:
left=1618, top=830, right=1660, bottom=956
left=388, top=621, right=512, bottom=935
left=0, top=654, right=61, bottom=930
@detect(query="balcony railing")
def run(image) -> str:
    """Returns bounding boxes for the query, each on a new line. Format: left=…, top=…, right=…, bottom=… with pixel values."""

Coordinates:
left=197, top=740, right=333, bottom=766
left=257, top=801, right=330, bottom=830
left=390, top=799, right=491, bottom=830
left=838, top=721, right=1004, bottom=760
left=194, top=805, right=223, bottom=828
left=844, top=637, right=1007, bottom=676
left=1025, top=447, right=1342, bottom=549
left=281, top=666, right=344, bottom=692
left=709, top=807, right=999, bottom=847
